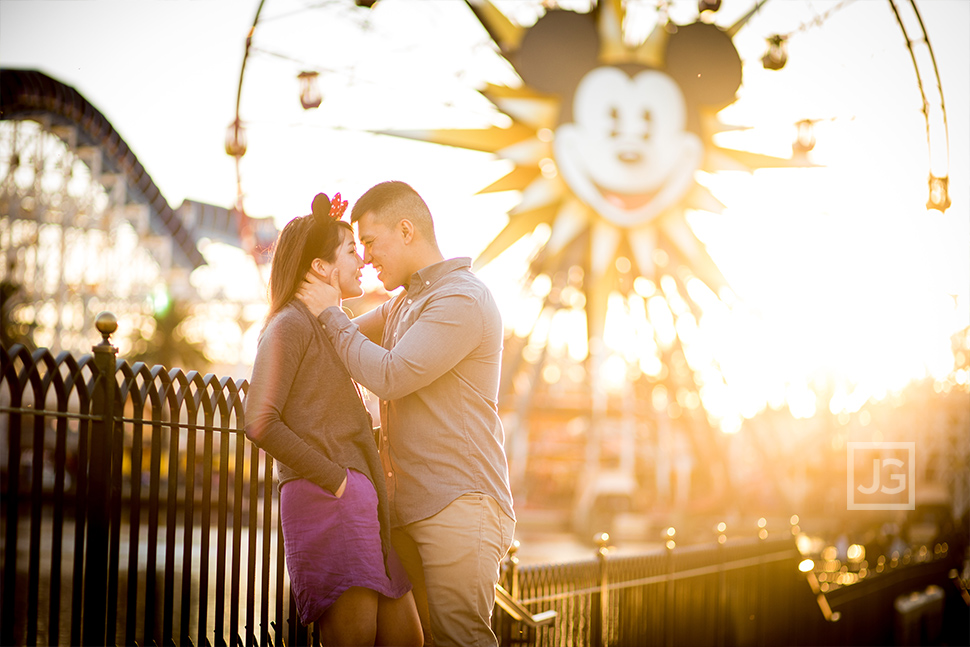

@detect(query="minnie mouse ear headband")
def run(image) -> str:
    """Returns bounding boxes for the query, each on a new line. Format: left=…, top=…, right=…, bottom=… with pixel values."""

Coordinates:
left=311, top=192, right=349, bottom=225
left=299, top=192, right=349, bottom=272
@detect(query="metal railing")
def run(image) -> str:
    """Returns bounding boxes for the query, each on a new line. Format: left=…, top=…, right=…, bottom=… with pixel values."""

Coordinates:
left=3, top=314, right=966, bottom=646
left=493, top=531, right=966, bottom=647
left=493, top=532, right=806, bottom=647
left=2, top=313, right=295, bottom=646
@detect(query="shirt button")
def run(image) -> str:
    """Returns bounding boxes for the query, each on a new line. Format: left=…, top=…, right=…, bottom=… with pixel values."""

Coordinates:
left=425, top=281, right=430, bottom=286
left=387, top=472, right=393, bottom=478
left=407, top=298, right=412, bottom=304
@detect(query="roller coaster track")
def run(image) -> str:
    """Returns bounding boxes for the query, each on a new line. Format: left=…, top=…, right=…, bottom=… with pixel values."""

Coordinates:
left=0, top=68, right=205, bottom=269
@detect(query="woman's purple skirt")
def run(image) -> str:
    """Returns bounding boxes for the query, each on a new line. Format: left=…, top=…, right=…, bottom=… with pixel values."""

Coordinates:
left=279, top=469, right=411, bottom=625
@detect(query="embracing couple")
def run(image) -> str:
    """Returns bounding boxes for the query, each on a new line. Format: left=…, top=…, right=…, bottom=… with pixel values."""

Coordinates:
left=245, top=181, right=515, bottom=646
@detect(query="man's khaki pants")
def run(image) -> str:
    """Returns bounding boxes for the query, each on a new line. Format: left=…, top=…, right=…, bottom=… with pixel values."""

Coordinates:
left=391, top=493, right=515, bottom=647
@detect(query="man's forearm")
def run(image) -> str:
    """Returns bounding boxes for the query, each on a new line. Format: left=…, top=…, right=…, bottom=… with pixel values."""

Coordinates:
left=319, top=296, right=483, bottom=400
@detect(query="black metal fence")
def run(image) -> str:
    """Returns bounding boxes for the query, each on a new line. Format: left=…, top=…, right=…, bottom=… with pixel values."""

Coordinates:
left=493, top=532, right=968, bottom=647
left=1, top=316, right=296, bottom=647
left=3, top=316, right=967, bottom=646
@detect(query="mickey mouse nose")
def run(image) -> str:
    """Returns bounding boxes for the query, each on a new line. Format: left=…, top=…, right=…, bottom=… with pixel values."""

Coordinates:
left=618, top=150, right=642, bottom=164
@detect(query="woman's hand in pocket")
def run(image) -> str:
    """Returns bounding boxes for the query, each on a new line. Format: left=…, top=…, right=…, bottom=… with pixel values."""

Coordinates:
left=334, top=474, right=348, bottom=499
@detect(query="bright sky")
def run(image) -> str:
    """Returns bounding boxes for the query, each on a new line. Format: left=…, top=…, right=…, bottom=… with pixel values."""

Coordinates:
left=2, top=0, right=968, bottom=424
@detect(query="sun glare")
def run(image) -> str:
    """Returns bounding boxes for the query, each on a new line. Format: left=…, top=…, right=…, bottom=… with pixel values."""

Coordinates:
left=369, top=0, right=965, bottom=434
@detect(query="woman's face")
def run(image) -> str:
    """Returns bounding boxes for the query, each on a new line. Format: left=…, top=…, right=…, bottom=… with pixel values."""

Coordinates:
left=316, top=227, right=364, bottom=299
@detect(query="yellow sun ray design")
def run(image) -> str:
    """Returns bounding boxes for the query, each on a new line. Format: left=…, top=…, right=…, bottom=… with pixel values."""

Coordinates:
left=378, top=1, right=811, bottom=394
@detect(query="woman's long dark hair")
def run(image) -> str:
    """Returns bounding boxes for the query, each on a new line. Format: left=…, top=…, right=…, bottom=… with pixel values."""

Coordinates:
left=266, top=193, right=353, bottom=320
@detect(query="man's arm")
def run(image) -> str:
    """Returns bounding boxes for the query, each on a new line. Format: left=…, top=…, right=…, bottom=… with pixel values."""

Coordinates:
left=319, top=290, right=484, bottom=401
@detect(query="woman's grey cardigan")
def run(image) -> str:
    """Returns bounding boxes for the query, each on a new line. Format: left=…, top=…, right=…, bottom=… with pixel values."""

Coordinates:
left=244, top=300, right=390, bottom=571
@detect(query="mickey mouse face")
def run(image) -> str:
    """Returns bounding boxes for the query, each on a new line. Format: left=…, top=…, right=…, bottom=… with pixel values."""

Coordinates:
left=554, top=66, right=702, bottom=228
left=504, top=9, right=743, bottom=232
left=442, top=5, right=766, bottom=291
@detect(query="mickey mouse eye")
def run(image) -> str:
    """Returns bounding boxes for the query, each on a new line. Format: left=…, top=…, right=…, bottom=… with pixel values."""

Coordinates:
left=610, top=106, right=620, bottom=138
left=642, top=110, right=652, bottom=140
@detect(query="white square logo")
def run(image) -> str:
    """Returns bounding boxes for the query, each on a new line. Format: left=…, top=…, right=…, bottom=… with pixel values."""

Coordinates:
left=847, top=442, right=915, bottom=510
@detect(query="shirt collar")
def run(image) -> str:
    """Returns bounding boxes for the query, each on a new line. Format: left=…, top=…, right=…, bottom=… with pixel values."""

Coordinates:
left=407, top=257, right=471, bottom=297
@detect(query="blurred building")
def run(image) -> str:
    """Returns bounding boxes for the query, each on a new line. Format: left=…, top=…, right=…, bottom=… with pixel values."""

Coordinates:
left=0, top=68, right=276, bottom=374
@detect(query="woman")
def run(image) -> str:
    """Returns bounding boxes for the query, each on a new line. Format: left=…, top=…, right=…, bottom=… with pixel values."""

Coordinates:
left=245, top=192, right=422, bottom=647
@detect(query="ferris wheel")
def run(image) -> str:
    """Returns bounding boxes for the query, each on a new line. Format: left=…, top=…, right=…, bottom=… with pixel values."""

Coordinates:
left=224, top=0, right=954, bottom=531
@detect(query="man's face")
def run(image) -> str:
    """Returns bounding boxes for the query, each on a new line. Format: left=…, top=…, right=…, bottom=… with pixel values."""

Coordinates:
left=356, top=211, right=408, bottom=291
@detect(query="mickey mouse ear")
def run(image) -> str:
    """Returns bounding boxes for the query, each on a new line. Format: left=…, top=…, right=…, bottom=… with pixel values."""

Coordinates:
left=516, top=10, right=599, bottom=98
left=664, top=22, right=742, bottom=110
left=311, top=193, right=332, bottom=223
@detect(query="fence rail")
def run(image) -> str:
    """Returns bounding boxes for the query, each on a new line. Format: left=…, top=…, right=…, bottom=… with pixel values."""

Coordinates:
left=492, top=534, right=809, bottom=647
left=3, top=315, right=967, bottom=646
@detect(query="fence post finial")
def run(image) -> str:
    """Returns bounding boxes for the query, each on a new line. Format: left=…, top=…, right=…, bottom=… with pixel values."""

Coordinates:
left=95, top=311, right=118, bottom=347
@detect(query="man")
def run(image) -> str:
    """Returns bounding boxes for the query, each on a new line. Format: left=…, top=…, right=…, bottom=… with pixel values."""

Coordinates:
left=298, top=180, right=515, bottom=647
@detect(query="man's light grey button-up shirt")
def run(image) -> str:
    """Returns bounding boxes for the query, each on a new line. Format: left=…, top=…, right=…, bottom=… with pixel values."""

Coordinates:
left=318, top=257, right=515, bottom=527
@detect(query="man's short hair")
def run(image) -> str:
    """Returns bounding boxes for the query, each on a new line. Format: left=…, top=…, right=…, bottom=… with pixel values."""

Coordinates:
left=351, top=181, right=436, bottom=241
